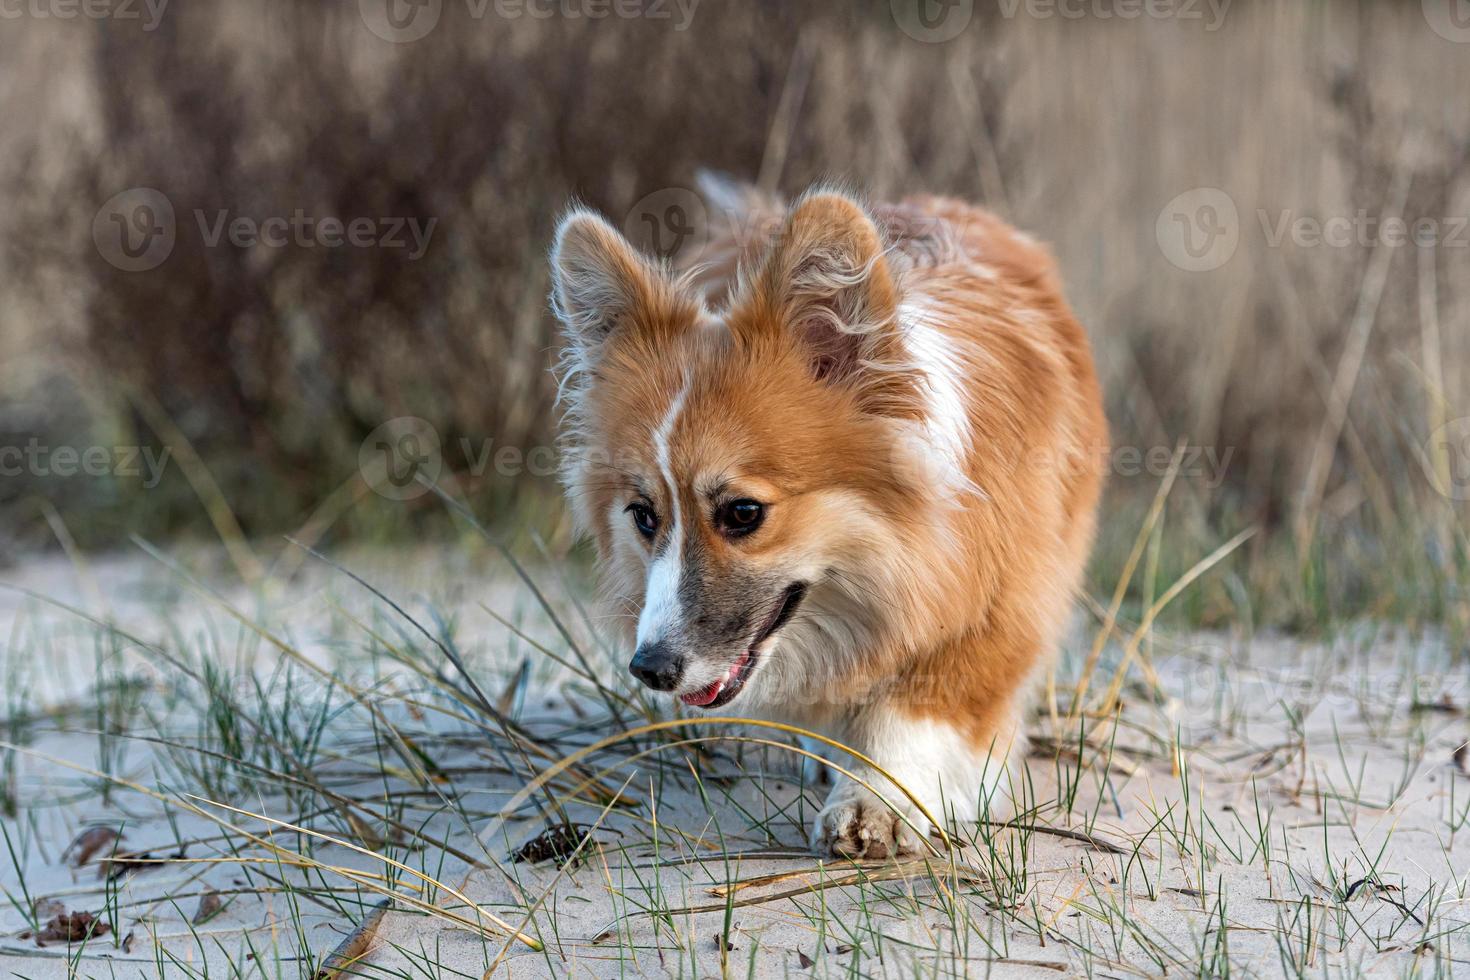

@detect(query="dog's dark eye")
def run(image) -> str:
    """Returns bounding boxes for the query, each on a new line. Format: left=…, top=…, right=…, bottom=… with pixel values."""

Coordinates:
left=719, top=499, right=765, bottom=536
left=626, top=502, right=658, bottom=539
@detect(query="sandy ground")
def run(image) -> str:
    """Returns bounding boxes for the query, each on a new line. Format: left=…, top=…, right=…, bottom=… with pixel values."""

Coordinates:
left=2, top=548, right=1469, bottom=977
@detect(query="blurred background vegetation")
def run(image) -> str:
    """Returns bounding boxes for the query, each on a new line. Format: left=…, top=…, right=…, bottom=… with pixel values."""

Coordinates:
left=1, top=0, right=1467, bottom=634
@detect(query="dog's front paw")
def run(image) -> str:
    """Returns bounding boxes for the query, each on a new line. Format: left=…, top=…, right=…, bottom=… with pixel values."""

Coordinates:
left=811, top=786, right=926, bottom=860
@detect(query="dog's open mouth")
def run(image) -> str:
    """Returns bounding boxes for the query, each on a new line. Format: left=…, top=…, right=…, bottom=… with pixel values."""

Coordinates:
left=680, top=583, right=806, bottom=709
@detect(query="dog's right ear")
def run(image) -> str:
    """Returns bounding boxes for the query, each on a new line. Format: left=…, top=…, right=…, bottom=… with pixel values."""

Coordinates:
left=550, top=208, right=694, bottom=360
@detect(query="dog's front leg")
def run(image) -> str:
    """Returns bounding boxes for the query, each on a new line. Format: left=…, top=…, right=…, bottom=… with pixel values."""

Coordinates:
left=809, top=709, right=1014, bottom=860
left=812, top=771, right=930, bottom=860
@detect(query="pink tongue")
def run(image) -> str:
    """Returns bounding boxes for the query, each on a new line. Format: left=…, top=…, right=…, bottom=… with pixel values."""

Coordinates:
left=680, top=652, right=750, bottom=707
left=680, top=680, right=723, bottom=707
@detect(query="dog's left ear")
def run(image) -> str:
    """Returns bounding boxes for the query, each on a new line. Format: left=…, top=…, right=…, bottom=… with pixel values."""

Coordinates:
left=549, top=208, right=696, bottom=362
left=741, top=192, right=917, bottom=415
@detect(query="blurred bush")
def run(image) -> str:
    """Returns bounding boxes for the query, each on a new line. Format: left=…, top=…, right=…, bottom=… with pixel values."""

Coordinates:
left=1, top=0, right=1467, bottom=626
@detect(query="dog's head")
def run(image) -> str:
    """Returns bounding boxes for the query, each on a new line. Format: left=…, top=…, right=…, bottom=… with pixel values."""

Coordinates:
left=549, top=192, right=951, bottom=710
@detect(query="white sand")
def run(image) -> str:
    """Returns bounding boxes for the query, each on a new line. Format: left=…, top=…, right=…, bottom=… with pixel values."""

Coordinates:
left=2, top=548, right=1467, bottom=977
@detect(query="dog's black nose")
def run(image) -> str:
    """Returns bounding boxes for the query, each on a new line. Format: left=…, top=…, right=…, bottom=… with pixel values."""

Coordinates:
left=630, top=642, right=685, bottom=692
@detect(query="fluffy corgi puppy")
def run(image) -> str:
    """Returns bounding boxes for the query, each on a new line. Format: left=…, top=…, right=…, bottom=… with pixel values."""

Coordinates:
left=549, top=180, right=1106, bottom=859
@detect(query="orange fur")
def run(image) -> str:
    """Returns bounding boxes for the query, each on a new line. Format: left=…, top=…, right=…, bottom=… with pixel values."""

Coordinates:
left=551, top=182, right=1107, bottom=856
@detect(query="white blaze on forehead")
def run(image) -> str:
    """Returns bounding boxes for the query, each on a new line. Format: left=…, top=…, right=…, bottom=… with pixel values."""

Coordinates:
left=635, top=377, right=692, bottom=648
left=635, top=552, right=681, bottom=649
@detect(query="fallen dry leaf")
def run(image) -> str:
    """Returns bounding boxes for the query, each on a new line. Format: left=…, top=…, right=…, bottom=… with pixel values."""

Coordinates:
left=192, top=890, right=224, bottom=925
left=62, top=827, right=122, bottom=869
left=314, top=899, right=391, bottom=978
left=27, top=910, right=112, bottom=946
